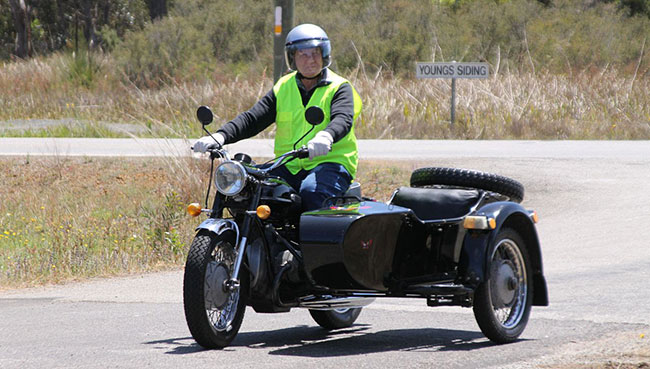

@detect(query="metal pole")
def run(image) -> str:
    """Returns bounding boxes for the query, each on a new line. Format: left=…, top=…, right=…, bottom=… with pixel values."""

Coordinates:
left=451, top=78, right=456, bottom=125
left=273, top=0, right=294, bottom=83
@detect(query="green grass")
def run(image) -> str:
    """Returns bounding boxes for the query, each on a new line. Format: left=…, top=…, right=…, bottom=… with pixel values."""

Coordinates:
left=0, top=156, right=412, bottom=288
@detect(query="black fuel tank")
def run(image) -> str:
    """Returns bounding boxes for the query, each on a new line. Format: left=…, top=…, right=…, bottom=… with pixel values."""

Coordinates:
left=300, top=201, right=410, bottom=291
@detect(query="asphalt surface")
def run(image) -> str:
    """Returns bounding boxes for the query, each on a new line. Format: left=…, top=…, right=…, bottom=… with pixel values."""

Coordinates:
left=2, top=139, right=650, bottom=368
left=1, top=137, right=649, bottom=159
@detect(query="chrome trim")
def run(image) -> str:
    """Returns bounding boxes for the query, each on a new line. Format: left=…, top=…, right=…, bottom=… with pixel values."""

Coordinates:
left=298, top=296, right=376, bottom=310
left=214, top=161, right=247, bottom=196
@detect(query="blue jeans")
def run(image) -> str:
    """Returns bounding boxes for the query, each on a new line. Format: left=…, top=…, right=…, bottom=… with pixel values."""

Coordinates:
left=269, top=162, right=352, bottom=211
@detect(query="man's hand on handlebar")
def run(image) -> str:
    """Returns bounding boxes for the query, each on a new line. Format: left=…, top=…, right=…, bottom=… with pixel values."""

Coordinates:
left=307, top=131, right=333, bottom=160
left=192, top=133, right=225, bottom=153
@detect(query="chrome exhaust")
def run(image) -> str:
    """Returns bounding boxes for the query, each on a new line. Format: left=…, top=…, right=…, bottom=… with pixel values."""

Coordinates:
left=298, top=295, right=376, bottom=310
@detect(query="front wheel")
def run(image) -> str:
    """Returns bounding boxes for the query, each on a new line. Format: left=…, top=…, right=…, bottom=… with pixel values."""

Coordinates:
left=309, top=308, right=362, bottom=330
left=473, top=228, right=533, bottom=344
left=183, top=229, right=248, bottom=349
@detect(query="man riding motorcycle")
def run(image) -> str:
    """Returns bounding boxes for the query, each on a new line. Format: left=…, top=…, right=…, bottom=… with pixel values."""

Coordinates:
left=192, top=23, right=362, bottom=211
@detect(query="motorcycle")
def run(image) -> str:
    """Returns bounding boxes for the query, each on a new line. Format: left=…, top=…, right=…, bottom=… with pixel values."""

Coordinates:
left=183, top=105, right=548, bottom=349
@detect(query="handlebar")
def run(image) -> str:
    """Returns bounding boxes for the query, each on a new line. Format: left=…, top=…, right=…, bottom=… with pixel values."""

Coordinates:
left=261, top=146, right=309, bottom=173
left=201, top=145, right=309, bottom=173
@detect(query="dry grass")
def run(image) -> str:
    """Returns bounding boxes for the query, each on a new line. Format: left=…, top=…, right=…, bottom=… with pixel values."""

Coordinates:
left=1, top=53, right=649, bottom=140
left=0, top=156, right=411, bottom=288
left=0, top=155, right=206, bottom=287
left=353, top=69, right=650, bottom=140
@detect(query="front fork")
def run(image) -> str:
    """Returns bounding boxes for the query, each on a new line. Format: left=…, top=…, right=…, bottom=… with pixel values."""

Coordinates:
left=224, top=181, right=262, bottom=292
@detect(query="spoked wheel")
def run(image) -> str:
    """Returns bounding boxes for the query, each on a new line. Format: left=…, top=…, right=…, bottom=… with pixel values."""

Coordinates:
left=473, top=228, right=533, bottom=344
left=183, top=229, right=248, bottom=349
left=309, top=308, right=362, bottom=330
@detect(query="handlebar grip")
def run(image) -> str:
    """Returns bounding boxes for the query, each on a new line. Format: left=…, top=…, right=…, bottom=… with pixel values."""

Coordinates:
left=297, top=147, right=310, bottom=159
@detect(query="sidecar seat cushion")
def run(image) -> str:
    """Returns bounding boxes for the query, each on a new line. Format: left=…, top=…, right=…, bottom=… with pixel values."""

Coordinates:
left=389, top=186, right=480, bottom=221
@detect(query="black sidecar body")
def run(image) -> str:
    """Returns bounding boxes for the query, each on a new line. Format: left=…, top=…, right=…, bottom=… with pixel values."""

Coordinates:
left=300, top=183, right=548, bottom=309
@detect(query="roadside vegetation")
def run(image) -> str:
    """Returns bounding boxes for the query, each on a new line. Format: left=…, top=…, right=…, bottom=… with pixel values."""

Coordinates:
left=0, top=0, right=649, bottom=139
left=0, top=156, right=411, bottom=288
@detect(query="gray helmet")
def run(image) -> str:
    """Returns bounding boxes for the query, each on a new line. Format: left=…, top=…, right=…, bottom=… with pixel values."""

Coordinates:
left=284, top=24, right=332, bottom=71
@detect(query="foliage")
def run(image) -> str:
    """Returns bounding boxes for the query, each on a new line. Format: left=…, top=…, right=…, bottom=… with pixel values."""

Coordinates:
left=2, top=0, right=649, bottom=78
left=617, top=0, right=650, bottom=17
left=0, top=0, right=148, bottom=58
left=294, top=0, right=650, bottom=76
left=113, top=0, right=272, bottom=87
left=0, top=0, right=649, bottom=140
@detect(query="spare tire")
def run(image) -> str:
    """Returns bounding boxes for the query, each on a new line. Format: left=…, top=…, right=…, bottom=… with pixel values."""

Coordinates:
left=410, top=167, right=525, bottom=203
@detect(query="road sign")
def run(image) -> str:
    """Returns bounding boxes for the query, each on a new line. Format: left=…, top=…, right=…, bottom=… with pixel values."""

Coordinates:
left=416, top=61, right=490, bottom=125
left=416, top=62, right=489, bottom=79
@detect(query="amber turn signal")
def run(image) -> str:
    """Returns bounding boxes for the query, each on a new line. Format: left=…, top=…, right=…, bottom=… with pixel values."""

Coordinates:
left=256, top=205, right=271, bottom=220
left=463, top=216, right=496, bottom=230
left=187, top=203, right=202, bottom=217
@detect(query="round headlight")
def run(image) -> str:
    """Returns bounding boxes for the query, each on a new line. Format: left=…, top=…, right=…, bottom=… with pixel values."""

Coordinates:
left=214, top=161, right=247, bottom=196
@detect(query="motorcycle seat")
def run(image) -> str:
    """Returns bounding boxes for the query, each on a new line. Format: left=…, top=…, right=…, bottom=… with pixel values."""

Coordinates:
left=344, top=182, right=362, bottom=198
left=389, top=186, right=480, bottom=221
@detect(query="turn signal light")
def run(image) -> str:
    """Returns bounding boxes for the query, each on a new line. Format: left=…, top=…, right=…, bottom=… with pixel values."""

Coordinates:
left=463, top=216, right=496, bottom=230
left=256, top=205, right=271, bottom=220
left=530, top=211, right=539, bottom=223
left=187, top=203, right=202, bottom=217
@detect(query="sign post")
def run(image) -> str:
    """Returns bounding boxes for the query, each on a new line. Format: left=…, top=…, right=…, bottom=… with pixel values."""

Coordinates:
left=273, top=0, right=294, bottom=83
left=416, top=61, right=489, bottom=125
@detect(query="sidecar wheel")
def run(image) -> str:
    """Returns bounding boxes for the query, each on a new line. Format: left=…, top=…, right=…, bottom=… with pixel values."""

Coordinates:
left=410, top=167, right=524, bottom=203
left=309, top=308, right=362, bottom=329
left=183, top=230, right=248, bottom=349
left=473, top=228, right=533, bottom=344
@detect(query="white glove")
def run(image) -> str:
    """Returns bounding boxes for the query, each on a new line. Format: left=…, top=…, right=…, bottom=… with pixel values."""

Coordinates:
left=307, top=131, right=333, bottom=160
left=192, top=133, right=225, bottom=153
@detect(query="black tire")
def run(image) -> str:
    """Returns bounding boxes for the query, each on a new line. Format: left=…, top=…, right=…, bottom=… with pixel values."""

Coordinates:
left=183, top=229, right=248, bottom=349
left=473, top=228, right=533, bottom=344
left=309, top=308, right=362, bottom=330
left=410, top=167, right=524, bottom=203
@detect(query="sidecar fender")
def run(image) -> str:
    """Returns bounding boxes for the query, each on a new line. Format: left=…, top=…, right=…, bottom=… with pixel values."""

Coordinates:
left=460, top=202, right=548, bottom=306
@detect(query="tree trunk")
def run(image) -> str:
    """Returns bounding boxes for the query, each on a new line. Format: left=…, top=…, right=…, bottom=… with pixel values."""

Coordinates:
left=148, top=0, right=167, bottom=21
left=80, top=0, right=97, bottom=48
left=8, top=0, right=31, bottom=58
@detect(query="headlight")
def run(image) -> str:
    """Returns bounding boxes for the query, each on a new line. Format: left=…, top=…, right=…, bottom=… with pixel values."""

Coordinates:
left=214, top=161, right=247, bottom=196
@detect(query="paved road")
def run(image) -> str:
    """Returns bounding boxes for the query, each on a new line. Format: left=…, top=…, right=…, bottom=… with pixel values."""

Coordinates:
left=2, top=139, right=650, bottom=368
left=1, top=137, right=649, bottom=159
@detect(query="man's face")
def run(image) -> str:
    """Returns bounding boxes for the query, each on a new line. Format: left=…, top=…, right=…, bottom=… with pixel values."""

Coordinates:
left=294, top=47, right=323, bottom=78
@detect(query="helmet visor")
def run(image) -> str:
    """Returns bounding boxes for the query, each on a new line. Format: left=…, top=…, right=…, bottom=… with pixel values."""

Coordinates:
left=285, top=39, right=331, bottom=70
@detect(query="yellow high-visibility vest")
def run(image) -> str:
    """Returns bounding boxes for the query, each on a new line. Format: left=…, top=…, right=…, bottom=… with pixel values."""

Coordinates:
left=272, top=69, right=362, bottom=178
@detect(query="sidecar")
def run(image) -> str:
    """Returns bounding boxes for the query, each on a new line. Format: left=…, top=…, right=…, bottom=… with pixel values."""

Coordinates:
left=299, top=167, right=548, bottom=343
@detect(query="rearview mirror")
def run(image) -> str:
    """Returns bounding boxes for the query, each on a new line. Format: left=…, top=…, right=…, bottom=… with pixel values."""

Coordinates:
left=196, top=106, right=213, bottom=126
left=305, top=106, right=324, bottom=126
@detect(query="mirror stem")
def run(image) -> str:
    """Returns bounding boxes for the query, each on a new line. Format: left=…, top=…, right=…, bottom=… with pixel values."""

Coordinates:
left=203, top=126, right=223, bottom=149
left=293, top=126, right=315, bottom=151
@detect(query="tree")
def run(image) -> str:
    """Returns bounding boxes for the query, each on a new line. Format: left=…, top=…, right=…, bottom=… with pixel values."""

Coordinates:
left=618, top=0, right=650, bottom=17
left=8, top=0, right=31, bottom=58
left=146, top=0, right=167, bottom=21
left=80, top=0, right=97, bottom=48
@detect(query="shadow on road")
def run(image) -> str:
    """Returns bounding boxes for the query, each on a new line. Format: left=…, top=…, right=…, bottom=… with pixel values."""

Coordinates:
left=144, top=336, right=205, bottom=355
left=145, top=324, right=496, bottom=357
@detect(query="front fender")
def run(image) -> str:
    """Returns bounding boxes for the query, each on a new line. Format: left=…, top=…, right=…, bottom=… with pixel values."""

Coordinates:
left=459, top=202, right=548, bottom=306
left=196, top=218, right=239, bottom=238
left=196, top=217, right=271, bottom=293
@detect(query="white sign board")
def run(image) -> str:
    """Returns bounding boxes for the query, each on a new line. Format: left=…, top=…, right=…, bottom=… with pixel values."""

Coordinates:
left=416, top=62, right=489, bottom=79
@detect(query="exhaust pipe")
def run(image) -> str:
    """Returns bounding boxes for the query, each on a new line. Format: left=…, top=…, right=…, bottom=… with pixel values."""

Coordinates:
left=298, top=295, right=376, bottom=310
